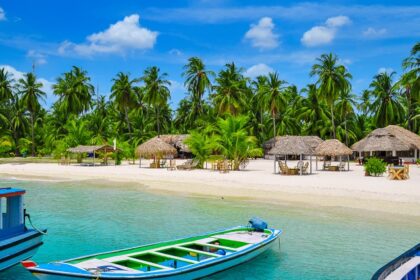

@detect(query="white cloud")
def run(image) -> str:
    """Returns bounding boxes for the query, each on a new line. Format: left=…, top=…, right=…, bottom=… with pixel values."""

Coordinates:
left=27, top=50, right=47, bottom=65
left=378, top=67, right=394, bottom=74
left=326, top=15, right=351, bottom=27
left=363, top=27, right=387, bottom=38
left=244, top=63, right=274, bottom=78
left=59, top=14, right=158, bottom=56
left=0, top=65, right=54, bottom=106
left=0, top=7, right=6, bottom=21
left=244, top=17, right=279, bottom=50
left=301, top=15, right=350, bottom=47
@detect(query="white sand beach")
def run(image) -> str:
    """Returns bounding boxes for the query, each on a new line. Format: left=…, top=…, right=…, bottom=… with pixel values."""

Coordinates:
left=0, top=159, right=419, bottom=216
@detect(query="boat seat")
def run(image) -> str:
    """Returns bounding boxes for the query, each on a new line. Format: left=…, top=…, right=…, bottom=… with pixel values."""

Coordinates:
left=174, top=246, right=220, bottom=258
left=194, top=242, right=240, bottom=252
left=151, top=251, right=198, bottom=264
left=125, top=257, right=173, bottom=270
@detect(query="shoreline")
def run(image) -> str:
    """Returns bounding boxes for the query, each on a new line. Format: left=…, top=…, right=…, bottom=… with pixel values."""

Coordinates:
left=1, top=160, right=420, bottom=217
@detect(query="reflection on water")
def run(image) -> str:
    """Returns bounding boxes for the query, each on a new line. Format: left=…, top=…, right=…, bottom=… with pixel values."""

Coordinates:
left=1, top=179, right=419, bottom=280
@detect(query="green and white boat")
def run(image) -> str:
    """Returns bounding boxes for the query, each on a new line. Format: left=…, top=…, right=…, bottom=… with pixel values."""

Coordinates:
left=24, top=218, right=281, bottom=280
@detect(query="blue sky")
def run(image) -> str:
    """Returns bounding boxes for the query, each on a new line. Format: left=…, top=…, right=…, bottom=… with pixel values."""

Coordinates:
left=0, top=0, right=419, bottom=108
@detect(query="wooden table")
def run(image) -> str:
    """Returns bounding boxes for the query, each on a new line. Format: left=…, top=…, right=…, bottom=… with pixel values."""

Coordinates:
left=328, top=166, right=339, bottom=171
left=288, top=168, right=299, bottom=175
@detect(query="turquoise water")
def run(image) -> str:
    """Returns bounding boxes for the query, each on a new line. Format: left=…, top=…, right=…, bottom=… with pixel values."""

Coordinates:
left=1, top=179, right=419, bottom=280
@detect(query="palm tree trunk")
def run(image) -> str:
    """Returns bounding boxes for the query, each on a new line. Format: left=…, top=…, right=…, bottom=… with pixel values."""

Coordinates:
left=31, top=113, right=35, bottom=157
left=157, top=106, right=161, bottom=137
left=331, top=103, right=336, bottom=139
left=124, top=106, right=132, bottom=135
left=272, top=112, right=276, bottom=137
left=344, top=116, right=348, bottom=146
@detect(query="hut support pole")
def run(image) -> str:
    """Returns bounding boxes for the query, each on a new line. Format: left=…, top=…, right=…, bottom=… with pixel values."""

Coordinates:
left=316, top=156, right=318, bottom=171
left=93, top=151, right=95, bottom=167
left=310, top=155, right=312, bottom=174
left=339, top=156, right=342, bottom=172
left=347, top=155, right=350, bottom=171
left=300, top=154, right=303, bottom=175
left=273, top=156, right=276, bottom=174
left=415, top=149, right=418, bottom=160
left=139, top=157, right=141, bottom=168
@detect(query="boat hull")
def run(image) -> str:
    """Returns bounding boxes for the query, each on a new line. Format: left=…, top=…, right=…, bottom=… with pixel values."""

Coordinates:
left=0, top=229, right=44, bottom=271
left=29, top=229, right=280, bottom=280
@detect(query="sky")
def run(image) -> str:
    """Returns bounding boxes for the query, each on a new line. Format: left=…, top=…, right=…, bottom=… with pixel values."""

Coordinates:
left=0, top=0, right=419, bottom=108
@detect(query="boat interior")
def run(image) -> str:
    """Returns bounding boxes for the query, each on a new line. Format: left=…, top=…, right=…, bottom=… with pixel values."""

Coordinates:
left=72, top=230, right=271, bottom=274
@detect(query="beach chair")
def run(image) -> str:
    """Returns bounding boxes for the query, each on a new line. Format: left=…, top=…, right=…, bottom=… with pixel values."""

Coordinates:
left=302, top=162, right=309, bottom=175
left=403, top=164, right=410, bottom=179
left=278, top=161, right=289, bottom=175
left=167, top=159, right=176, bottom=171
left=177, top=159, right=193, bottom=170
left=219, top=160, right=229, bottom=173
left=160, top=159, right=167, bottom=168
left=323, top=161, right=331, bottom=170
left=339, top=161, right=346, bottom=171
left=296, top=161, right=304, bottom=170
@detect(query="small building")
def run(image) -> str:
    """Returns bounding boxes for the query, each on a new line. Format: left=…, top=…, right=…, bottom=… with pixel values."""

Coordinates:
left=263, top=136, right=323, bottom=159
left=152, top=134, right=192, bottom=158
left=351, top=125, right=420, bottom=162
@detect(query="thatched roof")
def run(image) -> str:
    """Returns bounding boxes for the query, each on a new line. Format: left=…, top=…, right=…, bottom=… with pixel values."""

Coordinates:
left=136, top=137, right=177, bottom=158
left=154, top=134, right=191, bottom=153
left=351, top=127, right=412, bottom=152
left=302, top=136, right=324, bottom=151
left=264, top=136, right=323, bottom=152
left=268, top=136, right=315, bottom=155
left=315, top=139, right=353, bottom=156
left=385, top=125, right=420, bottom=150
left=68, top=145, right=116, bottom=153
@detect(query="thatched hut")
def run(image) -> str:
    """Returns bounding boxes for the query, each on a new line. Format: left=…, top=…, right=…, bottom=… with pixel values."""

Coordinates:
left=263, top=135, right=322, bottom=159
left=67, top=145, right=117, bottom=165
left=315, top=139, right=353, bottom=171
left=352, top=125, right=420, bottom=162
left=153, top=134, right=191, bottom=157
left=268, top=136, right=320, bottom=174
left=136, top=138, right=177, bottom=168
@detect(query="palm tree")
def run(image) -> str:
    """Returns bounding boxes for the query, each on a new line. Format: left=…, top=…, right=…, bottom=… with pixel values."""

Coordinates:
left=264, top=72, right=287, bottom=137
left=182, top=57, right=214, bottom=120
left=298, top=84, right=330, bottom=137
left=212, top=63, right=248, bottom=116
left=310, top=53, right=352, bottom=138
left=110, top=72, right=138, bottom=135
left=17, top=73, right=45, bottom=156
left=141, top=66, right=171, bottom=136
left=370, top=72, right=404, bottom=127
left=184, top=130, right=214, bottom=168
left=53, top=66, right=94, bottom=116
left=401, top=42, right=419, bottom=132
left=336, top=88, right=357, bottom=145
left=212, top=115, right=262, bottom=170
left=0, top=68, right=14, bottom=102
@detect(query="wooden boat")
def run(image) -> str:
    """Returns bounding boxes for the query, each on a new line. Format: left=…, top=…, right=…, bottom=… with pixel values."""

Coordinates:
left=0, top=188, right=45, bottom=271
left=24, top=219, right=281, bottom=280
left=371, top=243, right=420, bottom=280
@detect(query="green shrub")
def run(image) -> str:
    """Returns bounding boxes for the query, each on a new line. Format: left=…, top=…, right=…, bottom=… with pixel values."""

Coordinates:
left=364, top=157, right=387, bottom=176
left=417, top=159, right=420, bottom=164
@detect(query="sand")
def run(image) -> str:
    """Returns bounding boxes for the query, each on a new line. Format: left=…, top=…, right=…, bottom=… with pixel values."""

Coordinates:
left=0, top=159, right=419, bottom=216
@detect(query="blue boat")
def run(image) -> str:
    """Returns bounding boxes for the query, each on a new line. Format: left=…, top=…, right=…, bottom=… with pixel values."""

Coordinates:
left=0, top=187, right=45, bottom=271
left=24, top=218, right=281, bottom=280
left=371, top=243, right=420, bottom=280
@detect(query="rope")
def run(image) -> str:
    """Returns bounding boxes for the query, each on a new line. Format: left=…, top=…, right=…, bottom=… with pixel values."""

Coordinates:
left=25, top=212, right=47, bottom=235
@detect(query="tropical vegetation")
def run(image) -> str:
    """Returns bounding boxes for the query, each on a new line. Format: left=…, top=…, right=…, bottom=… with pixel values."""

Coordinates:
left=0, top=43, right=418, bottom=166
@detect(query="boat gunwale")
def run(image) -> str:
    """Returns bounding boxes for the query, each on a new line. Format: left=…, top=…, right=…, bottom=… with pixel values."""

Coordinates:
left=28, top=227, right=281, bottom=279
left=371, top=243, right=420, bottom=280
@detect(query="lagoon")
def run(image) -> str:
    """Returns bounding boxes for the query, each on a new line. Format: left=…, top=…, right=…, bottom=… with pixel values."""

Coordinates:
left=2, top=179, right=419, bottom=280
